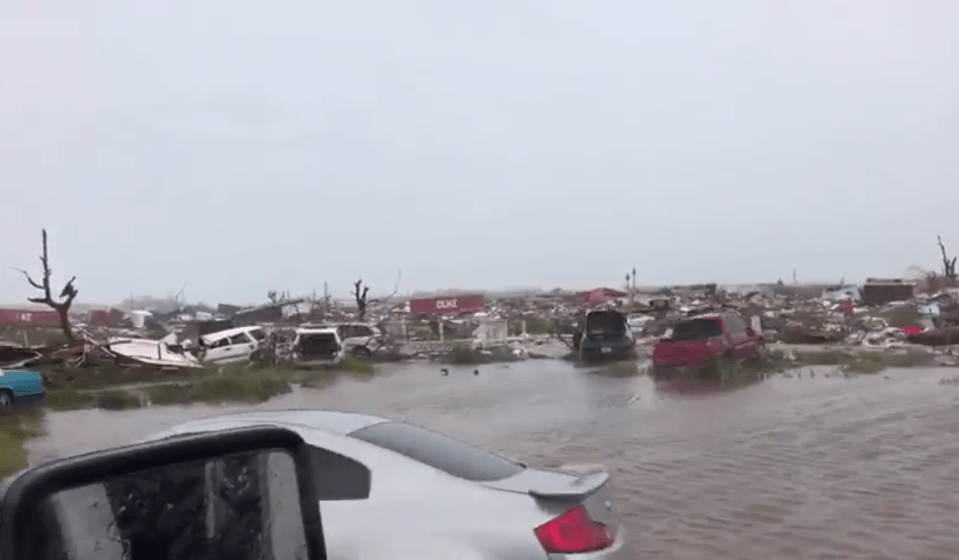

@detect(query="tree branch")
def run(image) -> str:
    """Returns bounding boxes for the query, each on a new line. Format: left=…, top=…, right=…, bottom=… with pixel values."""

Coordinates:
left=12, top=267, right=45, bottom=291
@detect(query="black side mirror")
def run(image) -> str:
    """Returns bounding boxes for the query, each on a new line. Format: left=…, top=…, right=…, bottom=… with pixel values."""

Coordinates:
left=0, top=426, right=327, bottom=560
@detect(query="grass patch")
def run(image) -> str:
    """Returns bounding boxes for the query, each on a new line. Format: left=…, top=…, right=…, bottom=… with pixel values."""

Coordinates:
left=883, top=350, right=937, bottom=368
left=0, top=408, right=45, bottom=481
left=46, top=389, right=143, bottom=411
left=40, top=358, right=375, bottom=410
left=95, top=390, right=142, bottom=410
left=144, top=383, right=193, bottom=406
left=340, top=356, right=374, bottom=375
left=145, top=371, right=292, bottom=406
left=46, top=389, right=97, bottom=411
left=41, top=363, right=198, bottom=391
left=793, top=350, right=887, bottom=374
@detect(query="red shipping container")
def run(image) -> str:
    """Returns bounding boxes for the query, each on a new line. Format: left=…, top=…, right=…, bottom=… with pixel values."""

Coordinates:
left=0, top=308, right=61, bottom=326
left=409, top=295, right=486, bottom=315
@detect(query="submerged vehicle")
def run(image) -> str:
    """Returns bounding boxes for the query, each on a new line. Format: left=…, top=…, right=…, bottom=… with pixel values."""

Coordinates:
left=651, top=312, right=764, bottom=376
left=575, top=309, right=637, bottom=362
left=0, top=368, right=46, bottom=410
left=149, top=409, right=635, bottom=559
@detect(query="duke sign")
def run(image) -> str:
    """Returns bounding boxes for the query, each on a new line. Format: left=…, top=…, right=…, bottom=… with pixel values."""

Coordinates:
left=409, top=295, right=486, bottom=315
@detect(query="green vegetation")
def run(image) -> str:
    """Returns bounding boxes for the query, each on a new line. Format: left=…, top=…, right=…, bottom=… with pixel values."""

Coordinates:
left=145, top=372, right=292, bottom=406
left=790, top=348, right=933, bottom=374
left=37, top=357, right=379, bottom=412
left=42, top=363, right=197, bottom=391
left=793, top=349, right=888, bottom=373
left=0, top=408, right=45, bottom=480
left=95, top=390, right=143, bottom=410
left=46, top=389, right=97, bottom=411
left=340, top=356, right=375, bottom=375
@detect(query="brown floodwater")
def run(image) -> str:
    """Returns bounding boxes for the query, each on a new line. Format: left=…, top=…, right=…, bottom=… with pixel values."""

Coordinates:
left=27, top=360, right=959, bottom=559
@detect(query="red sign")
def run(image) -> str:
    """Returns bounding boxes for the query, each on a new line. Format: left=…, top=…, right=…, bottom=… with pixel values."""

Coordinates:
left=409, top=295, right=486, bottom=315
left=0, top=308, right=61, bottom=326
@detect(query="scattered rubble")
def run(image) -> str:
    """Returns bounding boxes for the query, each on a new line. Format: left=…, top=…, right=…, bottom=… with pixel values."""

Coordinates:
left=3, top=271, right=959, bottom=374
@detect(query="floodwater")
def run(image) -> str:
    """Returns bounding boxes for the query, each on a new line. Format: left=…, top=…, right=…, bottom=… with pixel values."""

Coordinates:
left=27, top=360, right=959, bottom=560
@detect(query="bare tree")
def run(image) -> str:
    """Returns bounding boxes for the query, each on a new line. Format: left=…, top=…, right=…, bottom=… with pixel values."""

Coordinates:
left=14, top=229, right=78, bottom=341
left=352, top=271, right=402, bottom=322
left=352, top=280, right=370, bottom=320
left=937, top=235, right=957, bottom=285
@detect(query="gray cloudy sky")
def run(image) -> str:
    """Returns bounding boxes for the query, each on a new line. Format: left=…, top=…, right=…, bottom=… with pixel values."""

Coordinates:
left=2, top=0, right=958, bottom=305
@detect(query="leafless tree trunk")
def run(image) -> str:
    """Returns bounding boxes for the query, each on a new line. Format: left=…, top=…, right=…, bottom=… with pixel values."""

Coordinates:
left=14, top=229, right=78, bottom=341
left=353, top=280, right=370, bottom=321
left=937, top=235, right=957, bottom=285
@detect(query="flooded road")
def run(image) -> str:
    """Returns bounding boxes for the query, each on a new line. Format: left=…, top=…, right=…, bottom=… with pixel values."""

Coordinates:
left=28, top=360, right=959, bottom=559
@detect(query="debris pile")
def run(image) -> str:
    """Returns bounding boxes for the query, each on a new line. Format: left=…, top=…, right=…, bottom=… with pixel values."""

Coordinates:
left=4, top=276, right=959, bottom=373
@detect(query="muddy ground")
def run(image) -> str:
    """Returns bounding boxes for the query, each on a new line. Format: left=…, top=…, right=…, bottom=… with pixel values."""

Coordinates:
left=21, top=359, right=959, bottom=560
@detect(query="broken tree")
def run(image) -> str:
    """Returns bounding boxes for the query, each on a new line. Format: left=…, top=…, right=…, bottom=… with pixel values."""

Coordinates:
left=353, top=279, right=371, bottom=321
left=352, top=271, right=401, bottom=322
left=937, top=235, right=957, bottom=285
left=15, top=229, right=78, bottom=341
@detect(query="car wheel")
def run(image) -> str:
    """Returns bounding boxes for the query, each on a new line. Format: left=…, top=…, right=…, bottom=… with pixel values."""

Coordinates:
left=351, top=346, right=372, bottom=359
left=0, top=391, right=13, bottom=410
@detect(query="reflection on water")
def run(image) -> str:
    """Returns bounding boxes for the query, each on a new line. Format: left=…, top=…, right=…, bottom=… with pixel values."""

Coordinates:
left=28, top=361, right=959, bottom=559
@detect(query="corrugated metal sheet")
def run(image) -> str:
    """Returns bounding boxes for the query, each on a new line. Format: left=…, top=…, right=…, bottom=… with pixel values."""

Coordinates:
left=409, top=295, right=486, bottom=315
left=0, top=308, right=61, bottom=326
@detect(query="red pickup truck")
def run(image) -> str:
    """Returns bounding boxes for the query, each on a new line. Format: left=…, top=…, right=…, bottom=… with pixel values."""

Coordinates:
left=652, top=312, right=763, bottom=370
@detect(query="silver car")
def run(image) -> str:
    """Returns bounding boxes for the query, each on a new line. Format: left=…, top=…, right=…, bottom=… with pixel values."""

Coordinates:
left=148, top=409, right=634, bottom=560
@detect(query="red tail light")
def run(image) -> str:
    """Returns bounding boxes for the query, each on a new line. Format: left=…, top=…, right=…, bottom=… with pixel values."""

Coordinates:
left=534, top=505, right=612, bottom=554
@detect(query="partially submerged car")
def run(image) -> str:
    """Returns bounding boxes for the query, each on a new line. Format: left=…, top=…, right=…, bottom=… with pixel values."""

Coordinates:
left=301, top=322, right=384, bottom=358
left=292, top=327, right=345, bottom=365
left=652, top=312, right=764, bottom=374
left=149, top=409, right=634, bottom=560
left=0, top=368, right=46, bottom=410
left=199, top=326, right=266, bottom=364
left=575, top=309, right=637, bottom=362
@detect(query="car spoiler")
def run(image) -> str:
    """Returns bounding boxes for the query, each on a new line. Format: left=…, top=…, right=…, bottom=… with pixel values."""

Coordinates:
left=527, top=467, right=610, bottom=501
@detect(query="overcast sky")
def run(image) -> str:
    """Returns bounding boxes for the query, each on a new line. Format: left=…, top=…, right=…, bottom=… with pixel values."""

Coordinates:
left=2, top=0, right=958, bottom=305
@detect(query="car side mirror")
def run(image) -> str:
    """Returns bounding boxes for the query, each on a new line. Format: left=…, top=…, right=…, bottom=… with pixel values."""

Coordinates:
left=746, top=327, right=756, bottom=337
left=0, top=426, right=327, bottom=560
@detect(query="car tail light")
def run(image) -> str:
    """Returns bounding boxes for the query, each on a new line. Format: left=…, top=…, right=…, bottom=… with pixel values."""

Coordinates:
left=534, top=505, right=612, bottom=554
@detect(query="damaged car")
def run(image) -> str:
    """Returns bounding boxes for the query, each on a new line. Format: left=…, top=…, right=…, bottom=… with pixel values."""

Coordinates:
left=291, top=327, right=345, bottom=365
left=199, top=326, right=266, bottom=364
left=651, top=312, right=764, bottom=376
left=302, top=322, right=384, bottom=358
left=574, top=309, right=637, bottom=362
